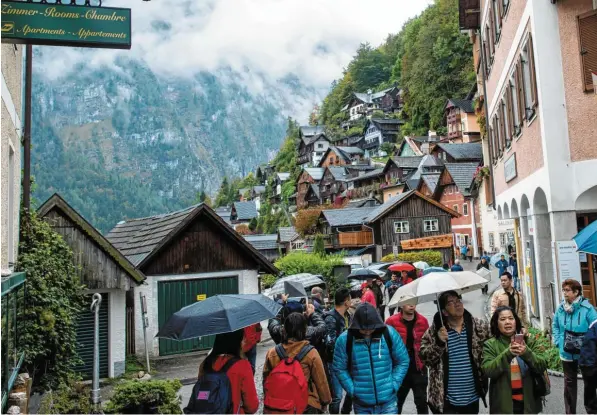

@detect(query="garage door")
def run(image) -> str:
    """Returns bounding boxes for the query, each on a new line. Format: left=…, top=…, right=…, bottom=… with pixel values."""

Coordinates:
left=74, top=293, right=109, bottom=379
left=158, top=277, right=238, bottom=356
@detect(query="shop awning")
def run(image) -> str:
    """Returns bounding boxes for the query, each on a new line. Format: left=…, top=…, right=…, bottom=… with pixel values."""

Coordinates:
left=573, top=219, right=597, bottom=255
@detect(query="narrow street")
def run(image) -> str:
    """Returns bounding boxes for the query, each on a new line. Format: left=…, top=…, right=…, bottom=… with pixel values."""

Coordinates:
left=180, top=262, right=587, bottom=414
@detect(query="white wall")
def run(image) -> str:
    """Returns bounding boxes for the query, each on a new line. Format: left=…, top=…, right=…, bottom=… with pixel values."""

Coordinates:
left=134, top=270, right=259, bottom=357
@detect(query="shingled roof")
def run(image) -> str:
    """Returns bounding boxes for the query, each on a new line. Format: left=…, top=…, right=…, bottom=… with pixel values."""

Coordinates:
left=444, top=163, right=480, bottom=196
left=106, top=204, right=278, bottom=274
left=232, top=201, right=258, bottom=221
left=302, top=167, right=325, bottom=181
left=243, top=234, right=279, bottom=251
left=434, top=143, right=483, bottom=161
left=321, top=207, right=377, bottom=227
left=385, top=156, right=424, bottom=171
left=327, top=166, right=350, bottom=181
left=446, top=98, right=475, bottom=114
left=278, top=226, right=299, bottom=243
left=300, top=125, right=325, bottom=139
left=421, top=172, right=441, bottom=194
left=365, top=190, right=459, bottom=223
left=38, top=194, right=145, bottom=285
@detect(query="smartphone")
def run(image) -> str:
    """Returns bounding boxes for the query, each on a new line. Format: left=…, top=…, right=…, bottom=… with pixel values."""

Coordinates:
left=513, top=334, right=524, bottom=344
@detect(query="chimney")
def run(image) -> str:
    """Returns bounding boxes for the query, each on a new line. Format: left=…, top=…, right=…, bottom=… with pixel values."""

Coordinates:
left=421, top=142, right=430, bottom=154
left=428, top=130, right=438, bottom=142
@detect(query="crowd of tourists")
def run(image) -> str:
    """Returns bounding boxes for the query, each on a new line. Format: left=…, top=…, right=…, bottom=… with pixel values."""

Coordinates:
left=184, top=269, right=597, bottom=415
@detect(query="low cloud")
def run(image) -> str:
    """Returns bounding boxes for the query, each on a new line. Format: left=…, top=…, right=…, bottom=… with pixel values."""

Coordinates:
left=36, top=0, right=431, bottom=116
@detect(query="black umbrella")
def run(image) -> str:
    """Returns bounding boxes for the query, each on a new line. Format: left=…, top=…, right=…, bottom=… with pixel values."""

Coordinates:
left=347, top=268, right=379, bottom=280
left=284, top=280, right=307, bottom=298
left=155, top=294, right=282, bottom=341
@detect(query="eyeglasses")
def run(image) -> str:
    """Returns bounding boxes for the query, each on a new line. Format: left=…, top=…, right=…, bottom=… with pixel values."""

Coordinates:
left=562, top=288, right=574, bottom=293
left=446, top=298, right=463, bottom=306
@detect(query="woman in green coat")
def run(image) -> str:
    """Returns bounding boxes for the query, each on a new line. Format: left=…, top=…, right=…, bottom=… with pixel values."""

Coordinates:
left=482, top=306, right=547, bottom=414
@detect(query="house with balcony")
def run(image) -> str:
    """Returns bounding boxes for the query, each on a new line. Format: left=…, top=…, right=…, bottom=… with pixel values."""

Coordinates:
left=365, top=190, right=460, bottom=264
left=346, top=169, right=385, bottom=201
left=297, top=127, right=329, bottom=166
left=444, top=98, right=481, bottom=143
left=319, top=167, right=350, bottom=205
left=296, top=168, right=324, bottom=209
left=318, top=146, right=364, bottom=168
left=317, top=207, right=377, bottom=250
left=396, top=131, right=442, bottom=156
left=333, top=133, right=364, bottom=148
left=344, top=86, right=402, bottom=121
left=361, top=118, right=403, bottom=156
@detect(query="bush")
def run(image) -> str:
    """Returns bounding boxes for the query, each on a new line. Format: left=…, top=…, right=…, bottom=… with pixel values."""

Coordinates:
left=104, top=379, right=183, bottom=414
left=380, top=250, right=442, bottom=266
left=235, top=224, right=252, bottom=235
left=313, top=234, right=325, bottom=256
left=261, top=274, right=277, bottom=289
left=295, top=208, right=323, bottom=236
left=39, top=377, right=92, bottom=414
left=527, top=328, right=562, bottom=372
left=274, top=252, right=345, bottom=295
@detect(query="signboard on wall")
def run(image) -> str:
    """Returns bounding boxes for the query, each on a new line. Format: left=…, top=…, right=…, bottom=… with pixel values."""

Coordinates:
left=1, top=1, right=131, bottom=49
left=504, top=154, right=517, bottom=183
left=553, top=241, right=582, bottom=296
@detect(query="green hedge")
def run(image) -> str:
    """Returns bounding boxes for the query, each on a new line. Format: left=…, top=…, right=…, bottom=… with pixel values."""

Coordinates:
left=380, top=250, right=442, bottom=267
left=273, top=251, right=346, bottom=295
left=105, top=379, right=183, bottom=414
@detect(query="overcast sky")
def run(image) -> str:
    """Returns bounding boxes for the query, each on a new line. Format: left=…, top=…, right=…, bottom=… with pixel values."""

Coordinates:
left=41, top=0, right=431, bottom=85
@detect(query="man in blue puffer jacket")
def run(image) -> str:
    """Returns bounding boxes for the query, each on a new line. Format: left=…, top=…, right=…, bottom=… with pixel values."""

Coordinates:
left=333, top=302, right=409, bottom=414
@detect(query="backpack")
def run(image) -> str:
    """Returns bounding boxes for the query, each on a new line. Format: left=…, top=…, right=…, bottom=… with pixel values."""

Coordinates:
left=323, top=310, right=348, bottom=361
left=184, top=357, right=239, bottom=414
left=263, top=344, right=313, bottom=414
left=346, top=328, right=393, bottom=372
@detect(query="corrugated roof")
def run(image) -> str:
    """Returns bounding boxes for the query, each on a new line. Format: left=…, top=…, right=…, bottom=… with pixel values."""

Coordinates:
left=321, top=207, right=377, bottom=227
left=233, top=201, right=258, bottom=221
left=435, top=143, right=483, bottom=161
left=278, top=226, right=299, bottom=243
left=106, top=204, right=278, bottom=274
left=447, top=98, right=475, bottom=113
left=243, top=234, right=279, bottom=250
left=303, top=167, right=324, bottom=181
left=444, top=163, right=480, bottom=196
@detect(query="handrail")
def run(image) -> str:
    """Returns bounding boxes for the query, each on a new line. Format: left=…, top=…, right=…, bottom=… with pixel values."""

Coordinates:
left=1, top=272, right=26, bottom=297
left=1, top=352, right=25, bottom=410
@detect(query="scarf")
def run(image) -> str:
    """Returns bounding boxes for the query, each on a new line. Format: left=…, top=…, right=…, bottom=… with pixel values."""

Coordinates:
left=506, top=290, right=516, bottom=310
left=564, top=295, right=583, bottom=314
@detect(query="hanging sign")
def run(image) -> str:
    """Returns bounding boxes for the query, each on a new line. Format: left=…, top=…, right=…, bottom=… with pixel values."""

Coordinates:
left=1, top=1, right=131, bottom=49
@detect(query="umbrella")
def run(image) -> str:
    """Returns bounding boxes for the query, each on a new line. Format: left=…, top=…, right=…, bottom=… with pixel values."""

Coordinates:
left=388, top=263, right=415, bottom=272
left=422, top=266, right=447, bottom=276
left=269, top=274, right=325, bottom=296
left=413, top=261, right=430, bottom=270
left=284, top=280, right=307, bottom=298
left=490, top=252, right=510, bottom=265
left=387, top=271, right=489, bottom=325
left=347, top=268, right=380, bottom=280
left=573, top=219, right=597, bottom=255
left=155, top=294, right=282, bottom=340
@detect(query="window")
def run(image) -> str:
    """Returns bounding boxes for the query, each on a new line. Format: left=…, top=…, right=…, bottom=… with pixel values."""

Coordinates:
left=521, top=36, right=538, bottom=119
left=509, top=76, right=521, bottom=136
left=453, top=204, right=459, bottom=213
left=502, top=0, right=510, bottom=16
left=448, top=186, right=453, bottom=194
left=489, top=232, right=495, bottom=248
left=501, top=98, right=511, bottom=147
left=394, top=221, right=410, bottom=234
left=317, top=143, right=324, bottom=149
left=492, top=0, right=502, bottom=42
left=424, top=219, right=439, bottom=232
left=577, top=10, right=597, bottom=92
left=463, top=202, right=469, bottom=216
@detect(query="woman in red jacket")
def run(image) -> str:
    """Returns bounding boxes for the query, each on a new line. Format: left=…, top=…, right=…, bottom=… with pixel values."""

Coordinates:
left=385, top=304, right=429, bottom=414
left=243, top=323, right=262, bottom=374
left=361, top=281, right=377, bottom=308
left=195, top=329, right=259, bottom=414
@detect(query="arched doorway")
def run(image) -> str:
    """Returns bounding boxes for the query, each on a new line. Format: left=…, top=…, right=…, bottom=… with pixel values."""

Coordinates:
left=575, top=185, right=597, bottom=305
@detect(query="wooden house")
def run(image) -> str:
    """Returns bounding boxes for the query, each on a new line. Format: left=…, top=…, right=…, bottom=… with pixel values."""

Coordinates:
left=270, top=172, right=291, bottom=204
left=38, top=194, right=146, bottom=379
left=296, top=168, right=324, bottom=209
left=277, top=226, right=305, bottom=253
left=345, top=86, right=402, bottom=121
left=444, top=98, right=481, bottom=143
left=365, top=190, right=460, bottom=264
left=362, top=118, right=403, bottom=156
left=346, top=168, right=385, bottom=200
left=318, top=146, right=364, bottom=168
left=317, top=207, right=376, bottom=250
left=106, top=203, right=278, bottom=358
left=396, top=133, right=441, bottom=156
left=231, top=201, right=258, bottom=228
left=298, top=129, right=329, bottom=166
left=319, top=167, right=350, bottom=205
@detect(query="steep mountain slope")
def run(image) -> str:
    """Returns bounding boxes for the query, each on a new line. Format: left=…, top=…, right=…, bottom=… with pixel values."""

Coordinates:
left=31, top=52, right=316, bottom=232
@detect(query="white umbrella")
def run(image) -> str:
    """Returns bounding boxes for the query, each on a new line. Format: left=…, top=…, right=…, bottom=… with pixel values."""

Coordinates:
left=413, top=261, right=430, bottom=270
left=388, top=271, right=489, bottom=308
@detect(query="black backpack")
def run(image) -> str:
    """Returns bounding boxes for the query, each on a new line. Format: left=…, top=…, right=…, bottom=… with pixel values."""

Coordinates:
left=346, top=328, right=393, bottom=372
left=184, top=357, right=239, bottom=414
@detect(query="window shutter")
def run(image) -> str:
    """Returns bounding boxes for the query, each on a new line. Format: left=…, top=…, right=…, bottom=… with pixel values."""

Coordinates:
left=489, top=9, right=496, bottom=57
left=578, top=10, right=597, bottom=92
left=527, top=36, right=538, bottom=107
left=499, top=106, right=506, bottom=151
left=516, top=59, right=526, bottom=123
left=506, top=86, right=514, bottom=141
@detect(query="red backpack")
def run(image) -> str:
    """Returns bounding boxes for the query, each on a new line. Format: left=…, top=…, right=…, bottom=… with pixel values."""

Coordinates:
left=263, top=344, right=313, bottom=414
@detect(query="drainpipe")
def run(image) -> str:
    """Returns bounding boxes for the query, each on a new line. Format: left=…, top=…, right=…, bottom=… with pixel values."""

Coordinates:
left=470, top=197, right=479, bottom=258
left=362, top=223, right=378, bottom=262
left=90, top=293, right=102, bottom=410
left=478, top=29, right=497, bottom=209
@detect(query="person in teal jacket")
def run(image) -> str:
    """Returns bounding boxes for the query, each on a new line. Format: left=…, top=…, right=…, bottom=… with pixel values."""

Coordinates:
left=332, top=302, right=409, bottom=414
left=552, top=278, right=597, bottom=414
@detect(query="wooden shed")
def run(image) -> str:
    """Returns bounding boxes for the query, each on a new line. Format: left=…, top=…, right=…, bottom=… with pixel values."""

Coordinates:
left=106, top=203, right=278, bottom=357
left=38, top=194, right=145, bottom=379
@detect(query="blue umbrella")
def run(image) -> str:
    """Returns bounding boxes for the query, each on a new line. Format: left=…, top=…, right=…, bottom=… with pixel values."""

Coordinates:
left=574, top=219, right=597, bottom=255
left=422, top=267, right=447, bottom=276
left=155, top=294, right=282, bottom=340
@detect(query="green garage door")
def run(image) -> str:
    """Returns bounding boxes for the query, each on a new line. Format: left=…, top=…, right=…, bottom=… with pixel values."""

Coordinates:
left=158, top=277, right=238, bottom=356
left=74, top=293, right=109, bottom=379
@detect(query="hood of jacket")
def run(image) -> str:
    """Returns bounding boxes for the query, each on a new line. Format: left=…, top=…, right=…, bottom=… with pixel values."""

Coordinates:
left=349, top=302, right=385, bottom=331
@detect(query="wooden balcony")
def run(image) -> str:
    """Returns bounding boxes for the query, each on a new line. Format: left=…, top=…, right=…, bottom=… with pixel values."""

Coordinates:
left=298, top=153, right=311, bottom=165
left=336, top=231, right=373, bottom=247
left=448, top=130, right=463, bottom=139
left=447, top=112, right=461, bottom=123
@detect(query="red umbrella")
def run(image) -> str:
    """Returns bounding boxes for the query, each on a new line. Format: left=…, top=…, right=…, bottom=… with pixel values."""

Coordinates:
left=388, top=262, right=415, bottom=272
